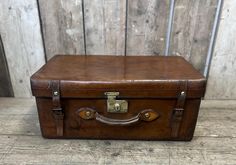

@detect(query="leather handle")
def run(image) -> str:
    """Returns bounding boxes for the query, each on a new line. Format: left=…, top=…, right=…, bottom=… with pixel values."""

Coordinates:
left=96, top=113, right=140, bottom=126
left=77, top=107, right=159, bottom=126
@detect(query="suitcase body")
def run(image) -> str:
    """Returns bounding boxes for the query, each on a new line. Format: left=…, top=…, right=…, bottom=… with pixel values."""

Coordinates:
left=31, top=55, right=206, bottom=141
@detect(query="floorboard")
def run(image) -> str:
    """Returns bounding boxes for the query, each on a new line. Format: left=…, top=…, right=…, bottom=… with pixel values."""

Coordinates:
left=0, top=98, right=235, bottom=164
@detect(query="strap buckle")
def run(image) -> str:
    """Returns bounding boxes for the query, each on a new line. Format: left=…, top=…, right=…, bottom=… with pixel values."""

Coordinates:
left=52, top=108, right=64, bottom=120
left=173, top=108, right=184, bottom=118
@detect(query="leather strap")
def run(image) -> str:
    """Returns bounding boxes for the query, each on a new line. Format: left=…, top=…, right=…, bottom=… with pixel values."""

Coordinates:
left=51, top=80, right=64, bottom=136
left=171, top=80, right=187, bottom=138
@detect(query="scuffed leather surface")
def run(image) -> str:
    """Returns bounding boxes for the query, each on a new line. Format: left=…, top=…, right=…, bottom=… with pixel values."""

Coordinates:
left=31, top=55, right=206, bottom=98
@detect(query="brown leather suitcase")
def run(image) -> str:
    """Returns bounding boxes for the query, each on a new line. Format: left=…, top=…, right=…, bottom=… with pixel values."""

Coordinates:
left=31, top=55, right=206, bottom=141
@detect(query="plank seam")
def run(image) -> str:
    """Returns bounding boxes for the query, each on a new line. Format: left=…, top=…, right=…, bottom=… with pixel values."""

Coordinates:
left=0, top=134, right=234, bottom=139
left=0, top=136, right=18, bottom=161
left=36, top=0, right=47, bottom=62
left=81, top=0, right=87, bottom=55
left=124, top=0, right=128, bottom=56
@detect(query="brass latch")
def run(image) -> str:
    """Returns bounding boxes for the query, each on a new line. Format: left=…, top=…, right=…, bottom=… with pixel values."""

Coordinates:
left=104, top=92, right=128, bottom=113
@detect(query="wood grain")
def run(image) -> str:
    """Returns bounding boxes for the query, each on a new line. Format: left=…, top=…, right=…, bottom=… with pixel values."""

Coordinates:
left=0, top=36, right=13, bottom=97
left=195, top=108, right=236, bottom=137
left=200, top=100, right=236, bottom=110
left=0, top=98, right=235, bottom=164
left=170, top=0, right=217, bottom=72
left=84, top=0, right=126, bottom=55
left=0, top=135, right=235, bottom=164
left=205, top=0, right=236, bottom=99
left=0, top=0, right=45, bottom=97
left=38, top=0, right=85, bottom=60
left=126, top=0, right=170, bottom=55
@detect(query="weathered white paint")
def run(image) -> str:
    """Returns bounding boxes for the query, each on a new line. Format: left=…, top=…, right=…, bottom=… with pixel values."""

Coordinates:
left=84, top=0, right=126, bottom=55
left=0, top=0, right=45, bottom=97
left=205, top=0, right=236, bottom=99
left=38, top=0, right=85, bottom=60
left=126, top=0, right=170, bottom=55
left=170, top=0, right=217, bottom=73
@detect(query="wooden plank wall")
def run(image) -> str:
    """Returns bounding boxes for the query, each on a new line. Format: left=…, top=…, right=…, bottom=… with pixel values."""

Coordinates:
left=84, top=0, right=126, bottom=55
left=170, top=0, right=218, bottom=72
left=126, top=0, right=170, bottom=55
left=38, top=0, right=85, bottom=60
left=0, top=0, right=45, bottom=97
left=2, top=0, right=235, bottom=99
left=39, top=0, right=217, bottom=71
left=205, top=0, right=236, bottom=99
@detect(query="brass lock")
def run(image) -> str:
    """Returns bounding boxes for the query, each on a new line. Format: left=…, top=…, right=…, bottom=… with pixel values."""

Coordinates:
left=104, top=92, right=128, bottom=113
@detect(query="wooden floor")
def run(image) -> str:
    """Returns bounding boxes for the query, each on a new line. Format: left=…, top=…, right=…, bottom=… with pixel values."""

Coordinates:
left=0, top=98, right=235, bottom=165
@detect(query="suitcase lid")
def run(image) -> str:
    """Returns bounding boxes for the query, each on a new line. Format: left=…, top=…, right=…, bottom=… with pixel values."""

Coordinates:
left=31, top=55, right=206, bottom=98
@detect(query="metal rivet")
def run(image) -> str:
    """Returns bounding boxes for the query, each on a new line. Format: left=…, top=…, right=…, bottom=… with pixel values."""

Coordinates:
left=85, top=111, right=91, bottom=117
left=181, top=91, right=185, bottom=95
left=53, top=91, right=58, bottom=96
left=144, top=112, right=150, bottom=118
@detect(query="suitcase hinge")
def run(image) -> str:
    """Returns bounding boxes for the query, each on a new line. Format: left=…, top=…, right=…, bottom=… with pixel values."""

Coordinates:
left=51, top=80, right=64, bottom=136
left=171, top=81, right=187, bottom=138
